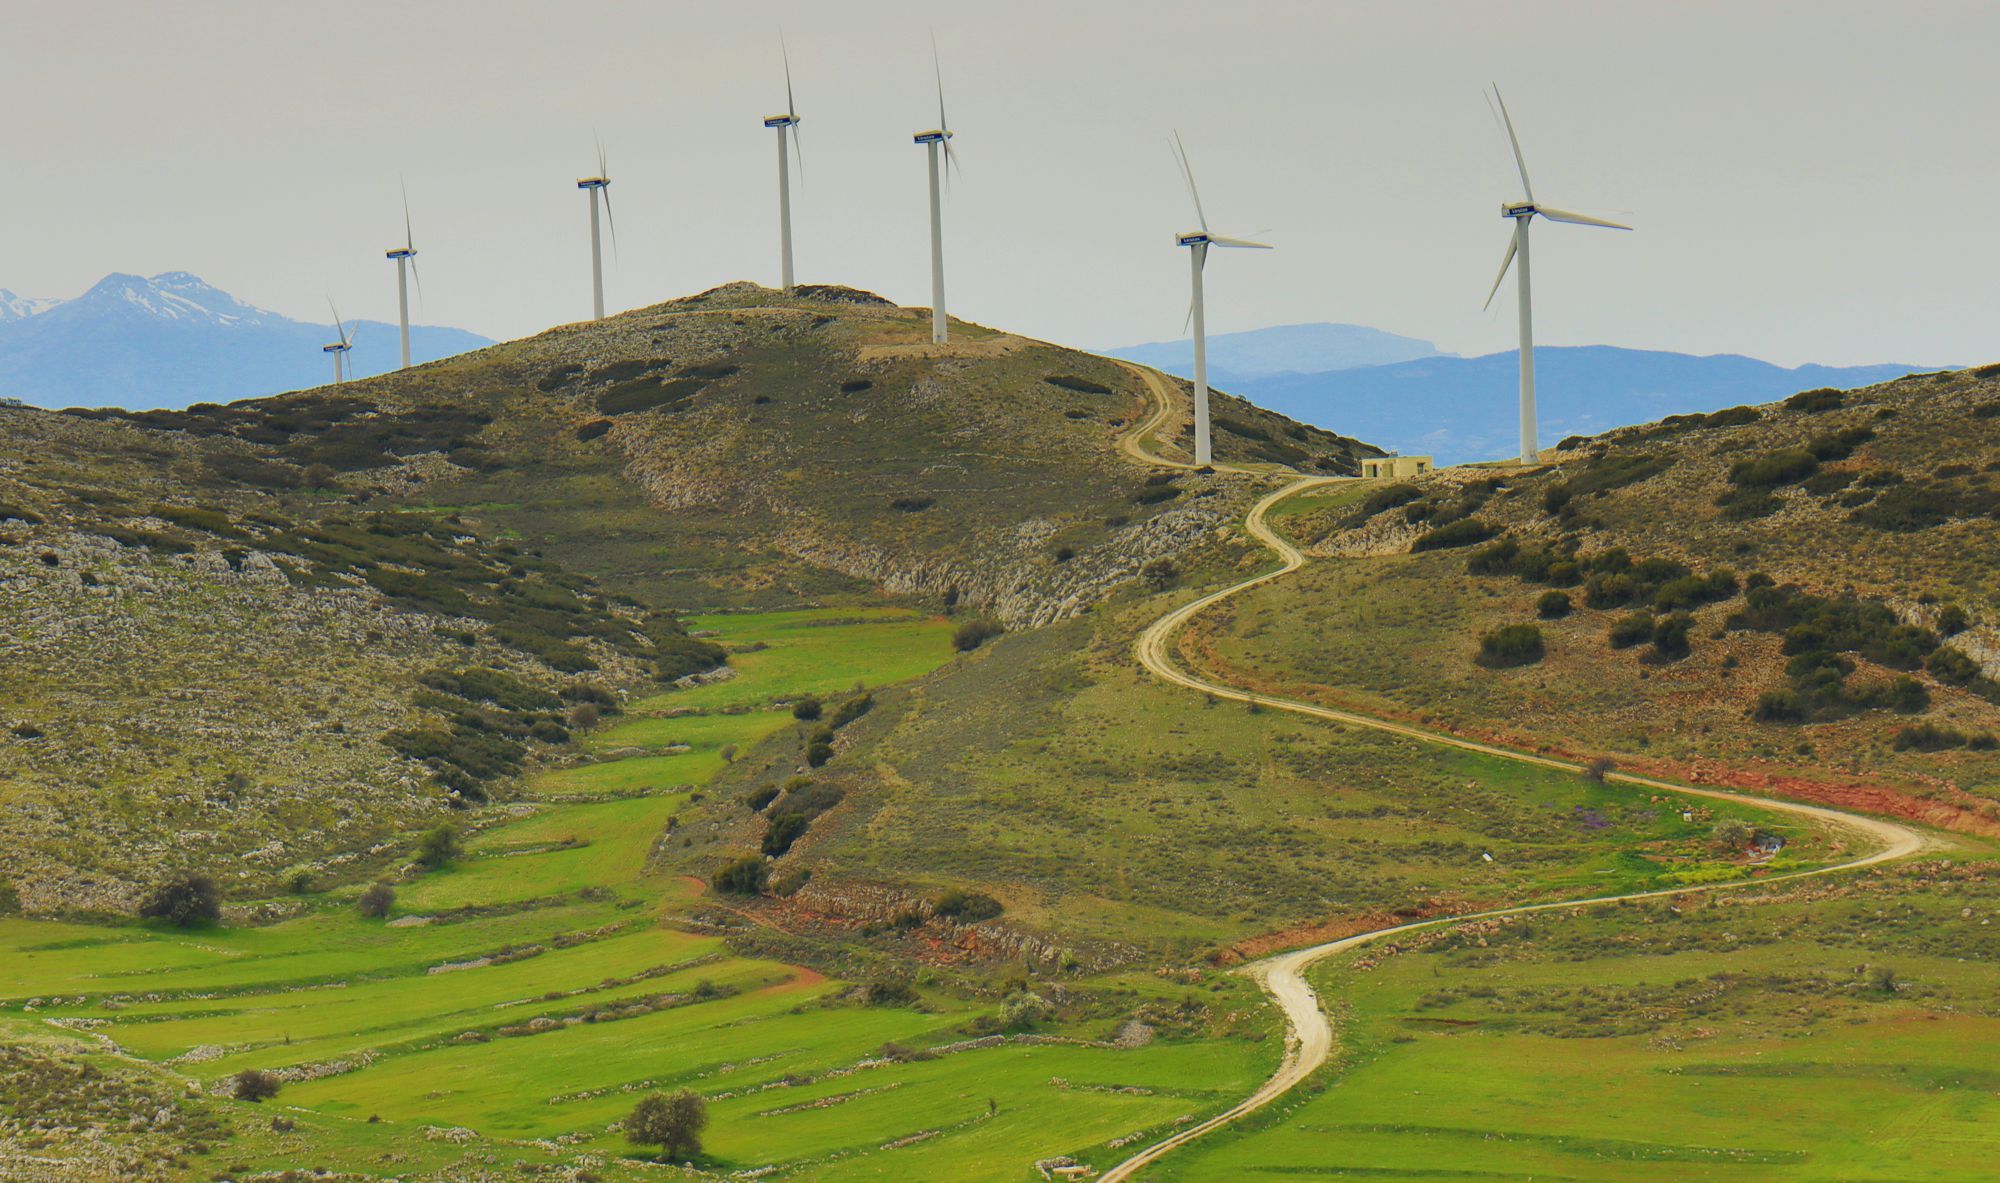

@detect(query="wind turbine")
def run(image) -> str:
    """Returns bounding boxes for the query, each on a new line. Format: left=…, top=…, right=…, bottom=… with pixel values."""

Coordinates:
left=322, top=302, right=357, bottom=384
left=912, top=38, right=959, bottom=345
left=763, top=38, right=804, bottom=291
left=1482, top=86, right=1631, bottom=466
left=384, top=185, right=421, bottom=369
left=1171, top=132, right=1269, bottom=469
left=577, top=145, right=616, bottom=320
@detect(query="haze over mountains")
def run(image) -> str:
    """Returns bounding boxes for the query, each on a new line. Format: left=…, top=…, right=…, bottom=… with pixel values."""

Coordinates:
left=0, top=271, right=490, bottom=410
left=1105, top=323, right=1935, bottom=464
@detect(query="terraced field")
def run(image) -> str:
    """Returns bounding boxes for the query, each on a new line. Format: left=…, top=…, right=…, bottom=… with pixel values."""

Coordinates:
left=0, top=607, right=1291, bottom=1180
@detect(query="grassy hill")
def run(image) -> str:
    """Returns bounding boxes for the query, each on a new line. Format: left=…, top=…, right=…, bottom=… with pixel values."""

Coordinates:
left=0, top=282, right=1365, bottom=916
left=1202, top=367, right=2000, bottom=839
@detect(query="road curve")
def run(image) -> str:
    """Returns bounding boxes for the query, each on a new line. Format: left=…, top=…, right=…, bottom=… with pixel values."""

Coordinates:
left=1098, top=366, right=1928, bottom=1183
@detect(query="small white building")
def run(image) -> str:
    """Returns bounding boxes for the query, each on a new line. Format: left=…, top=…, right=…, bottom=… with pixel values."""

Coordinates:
left=1360, top=455, right=1433, bottom=480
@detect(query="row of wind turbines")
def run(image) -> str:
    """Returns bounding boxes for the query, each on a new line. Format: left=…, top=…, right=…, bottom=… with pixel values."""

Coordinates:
left=323, top=40, right=1626, bottom=470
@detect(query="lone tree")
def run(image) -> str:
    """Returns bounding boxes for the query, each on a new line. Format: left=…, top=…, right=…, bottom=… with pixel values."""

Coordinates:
left=356, top=882, right=395, bottom=919
left=415, top=825, right=462, bottom=869
left=232, top=1069, right=282, bottom=1102
left=626, top=1088, right=707, bottom=1161
left=138, top=874, right=222, bottom=928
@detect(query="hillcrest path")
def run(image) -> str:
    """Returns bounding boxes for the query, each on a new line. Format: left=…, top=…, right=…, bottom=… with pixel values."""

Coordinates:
left=1099, top=362, right=1930, bottom=1182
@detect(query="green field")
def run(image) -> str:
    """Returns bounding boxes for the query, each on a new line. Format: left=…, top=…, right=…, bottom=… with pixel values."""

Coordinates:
left=1149, top=857, right=2000, bottom=1181
left=0, top=606, right=1294, bottom=1181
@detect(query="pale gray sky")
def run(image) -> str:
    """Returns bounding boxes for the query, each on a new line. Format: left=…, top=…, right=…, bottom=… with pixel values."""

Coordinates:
left=8, top=0, right=1995, bottom=366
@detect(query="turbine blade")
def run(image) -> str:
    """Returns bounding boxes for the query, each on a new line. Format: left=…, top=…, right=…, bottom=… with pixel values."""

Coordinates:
left=1183, top=294, right=1195, bottom=336
left=1170, top=131, right=1209, bottom=234
left=782, top=31, right=797, bottom=117
left=943, top=137, right=962, bottom=184
left=401, top=178, right=414, bottom=251
left=327, top=298, right=349, bottom=347
left=602, top=184, right=619, bottom=260
left=1483, top=233, right=1518, bottom=312
left=409, top=255, right=424, bottom=309
left=1491, top=85, right=1534, bottom=204
left=1209, top=234, right=1272, bottom=249
left=932, top=32, right=948, bottom=134
left=791, top=121, right=805, bottom=187
left=1535, top=205, right=1633, bottom=230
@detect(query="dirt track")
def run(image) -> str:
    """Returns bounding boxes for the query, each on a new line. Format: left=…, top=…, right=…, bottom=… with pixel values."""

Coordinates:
left=1098, top=363, right=1930, bottom=1182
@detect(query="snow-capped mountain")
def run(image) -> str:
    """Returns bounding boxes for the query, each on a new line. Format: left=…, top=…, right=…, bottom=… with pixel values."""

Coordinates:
left=0, top=271, right=491, bottom=410
left=0, top=290, right=63, bottom=322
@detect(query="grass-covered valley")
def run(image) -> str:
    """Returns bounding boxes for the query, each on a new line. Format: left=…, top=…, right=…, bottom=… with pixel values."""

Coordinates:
left=4, top=287, right=1999, bottom=1181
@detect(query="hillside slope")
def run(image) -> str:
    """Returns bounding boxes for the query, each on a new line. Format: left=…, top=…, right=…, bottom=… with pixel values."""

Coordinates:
left=1198, top=366, right=2000, bottom=834
left=0, top=282, right=1368, bottom=914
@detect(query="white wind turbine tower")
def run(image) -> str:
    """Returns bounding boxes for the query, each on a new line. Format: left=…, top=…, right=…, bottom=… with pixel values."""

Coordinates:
left=1171, top=133, right=1270, bottom=468
left=576, top=145, right=617, bottom=320
left=385, top=185, right=422, bottom=369
left=763, top=38, right=805, bottom=291
left=912, top=39, right=960, bottom=345
left=1483, top=86, right=1631, bottom=466
left=321, top=301, right=358, bottom=384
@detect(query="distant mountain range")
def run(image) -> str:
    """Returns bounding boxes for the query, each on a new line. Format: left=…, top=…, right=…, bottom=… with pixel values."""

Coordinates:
left=1103, top=322, right=1937, bottom=464
left=1104, top=322, right=1447, bottom=386
left=0, top=272, right=491, bottom=410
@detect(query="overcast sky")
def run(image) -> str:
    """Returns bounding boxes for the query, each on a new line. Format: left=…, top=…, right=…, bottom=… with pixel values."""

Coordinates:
left=7, top=0, right=1995, bottom=367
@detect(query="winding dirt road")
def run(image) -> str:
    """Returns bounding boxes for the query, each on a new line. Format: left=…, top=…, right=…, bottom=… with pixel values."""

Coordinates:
left=1098, top=365, right=1930, bottom=1182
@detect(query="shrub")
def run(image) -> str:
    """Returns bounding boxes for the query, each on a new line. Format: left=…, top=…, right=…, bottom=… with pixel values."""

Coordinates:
left=1925, top=646, right=1982, bottom=686
left=1140, top=558, right=1178, bottom=592
left=415, top=826, right=462, bottom=869
left=1584, top=757, right=1615, bottom=783
left=1649, top=612, right=1695, bottom=661
left=805, top=742, right=833, bottom=768
left=1608, top=613, right=1655, bottom=650
left=1937, top=604, right=1970, bottom=636
left=763, top=813, right=811, bottom=857
left=1359, top=483, right=1423, bottom=516
left=791, top=696, right=823, bottom=721
left=933, top=889, right=1003, bottom=922
left=232, top=1069, right=282, bottom=1103
left=356, top=882, right=395, bottom=918
left=890, top=496, right=935, bottom=512
left=1807, top=426, right=1875, bottom=461
left=574, top=419, right=612, bottom=441
left=862, top=979, right=920, bottom=1006
left=625, top=1089, right=707, bottom=1161
left=998, top=991, right=1050, bottom=1029
left=744, top=785, right=780, bottom=811
left=1045, top=374, right=1112, bottom=395
left=1466, top=538, right=1519, bottom=575
left=138, top=875, right=221, bottom=928
left=953, top=618, right=1005, bottom=651
left=713, top=855, right=768, bottom=895
left=1536, top=590, right=1572, bottom=619
left=1729, top=448, right=1819, bottom=490
left=1709, top=818, right=1756, bottom=853
left=1892, top=722, right=1967, bottom=752
left=1475, top=624, right=1544, bottom=669
left=1412, top=518, right=1496, bottom=552
left=1785, top=388, right=1846, bottom=413
left=829, top=693, right=875, bottom=728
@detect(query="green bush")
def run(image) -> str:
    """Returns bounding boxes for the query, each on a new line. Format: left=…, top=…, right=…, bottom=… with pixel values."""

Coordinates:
left=416, top=826, right=463, bottom=869
left=1729, top=448, right=1819, bottom=490
left=762, top=813, right=811, bottom=857
left=1649, top=612, right=1695, bottom=661
left=953, top=618, right=1005, bottom=651
left=232, top=1069, right=283, bottom=1103
left=1937, top=604, right=1970, bottom=636
left=714, top=856, right=768, bottom=895
left=1536, top=591, right=1572, bottom=619
left=805, top=742, right=834, bottom=768
left=1412, top=518, right=1497, bottom=552
left=138, top=875, right=222, bottom=928
left=933, top=889, right=1003, bottom=922
left=1784, top=388, right=1846, bottom=413
left=356, top=882, right=395, bottom=919
left=1475, top=624, right=1545, bottom=668
left=1359, top=483, right=1423, bottom=516
left=1892, top=722, right=1967, bottom=752
left=829, top=693, right=875, bottom=728
left=1608, top=613, right=1655, bottom=650
left=791, top=696, right=823, bottom=721
left=1045, top=374, right=1112, bottom=395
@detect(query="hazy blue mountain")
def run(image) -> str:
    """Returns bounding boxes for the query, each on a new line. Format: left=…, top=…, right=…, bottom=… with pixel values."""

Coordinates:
left=1234, top=346, right=1937, bottom=465
left=0, top=271, right=491, bottom=410
left=1103, top=321, right=1446, bottom=386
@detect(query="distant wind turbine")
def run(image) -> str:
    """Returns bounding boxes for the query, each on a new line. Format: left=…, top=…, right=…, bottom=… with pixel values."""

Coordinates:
left=577, top=145, right=617, bottom=320
left=385, top=184, right=422, bottom=369
left=763, top=37, right=804, bottom=291
left=1482, top=86, right=1631, bottom=466
left=1171, top=132, right=1269, bottom=469
left=322, top=301, right=357, bottom=383
left=912, top=38, right=960, bottom=345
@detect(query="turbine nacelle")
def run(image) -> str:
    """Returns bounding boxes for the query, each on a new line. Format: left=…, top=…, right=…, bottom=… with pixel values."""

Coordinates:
left=576, top=177, right=609, bottom=190
left=321, top=343, right=348, bottom=354
left=913, top=129, right=952, bottom=144
left=764, top=113, right=800, bottom=128
left=385, top=247, right=417, bottom=260
left=1502, top=201, right=1536, bottom=218
left=1176, top=231, right=1271, bottom=250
